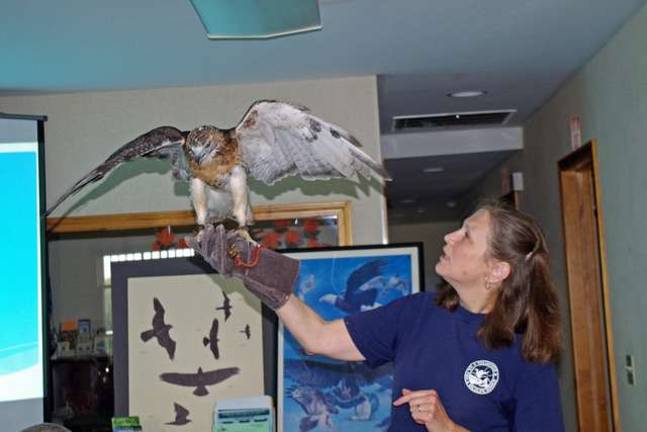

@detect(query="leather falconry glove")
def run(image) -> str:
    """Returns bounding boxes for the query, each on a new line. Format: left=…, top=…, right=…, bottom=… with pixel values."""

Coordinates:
left=186, top=224, right=300, bottom=310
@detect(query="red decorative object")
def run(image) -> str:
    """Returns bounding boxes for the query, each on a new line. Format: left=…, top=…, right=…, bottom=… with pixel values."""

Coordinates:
left=303, top=218, right=320, bottom=234
left=284, top=229, right=302, bottom=247
left=151, top=226, right=187, bottom=251
left=272, top=219, right=290, bottom=232
left=306, top=238, right=322, bottom=248
left=253, top=216, right=336, bottom=250
left=260, top=231, right=281, bottom=249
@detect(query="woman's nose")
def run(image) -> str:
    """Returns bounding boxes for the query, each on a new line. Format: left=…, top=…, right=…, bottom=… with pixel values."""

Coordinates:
left=444, top=229, right=460, bottom=243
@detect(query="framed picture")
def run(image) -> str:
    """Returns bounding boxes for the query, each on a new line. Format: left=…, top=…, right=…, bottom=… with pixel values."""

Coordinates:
left=111, top=257, right=272, bottom=432
left=251, top=201, right=352, bottom=249
left=277, top=243, right=424, bottom=432
left=46, top=201, right=352, bottom=246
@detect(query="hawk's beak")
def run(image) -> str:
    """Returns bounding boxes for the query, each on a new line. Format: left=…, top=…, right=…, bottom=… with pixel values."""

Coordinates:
left=196, top=143, right=216, bottom=164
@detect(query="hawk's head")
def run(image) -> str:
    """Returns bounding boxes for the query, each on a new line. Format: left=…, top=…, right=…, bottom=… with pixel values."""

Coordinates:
left=185, top=125, right=226, bottom=165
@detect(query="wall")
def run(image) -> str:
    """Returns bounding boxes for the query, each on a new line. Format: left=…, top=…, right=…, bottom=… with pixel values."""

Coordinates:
left=47, top=233, right=153, bottom=329
left=0, top=76, right=387, bottom=245
left=471, top=4, right=647, bottom=430
left=389, top=220, right=460, bottom=291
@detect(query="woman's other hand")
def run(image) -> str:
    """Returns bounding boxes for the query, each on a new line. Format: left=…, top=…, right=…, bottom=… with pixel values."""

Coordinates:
left=393, top=388, right=469, bottom=432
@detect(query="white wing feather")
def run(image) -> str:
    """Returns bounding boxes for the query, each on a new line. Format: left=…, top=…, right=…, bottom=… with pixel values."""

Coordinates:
left=234, top=101, right=389, bottom=185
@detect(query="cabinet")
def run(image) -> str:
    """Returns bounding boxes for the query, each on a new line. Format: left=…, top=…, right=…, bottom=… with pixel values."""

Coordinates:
left=50, top=356, right=113, bottom=432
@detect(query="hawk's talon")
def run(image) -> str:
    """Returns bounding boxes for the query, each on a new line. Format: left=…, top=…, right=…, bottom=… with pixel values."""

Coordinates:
left=237, top=228, right=258, bottom=246
left=227, top=244, right=240, bottom=259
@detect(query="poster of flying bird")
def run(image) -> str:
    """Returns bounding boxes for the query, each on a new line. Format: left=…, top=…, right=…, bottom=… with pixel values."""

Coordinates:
left=126, top=272, right=264, bottom=432
left=278, top=244, right=423, bottom=432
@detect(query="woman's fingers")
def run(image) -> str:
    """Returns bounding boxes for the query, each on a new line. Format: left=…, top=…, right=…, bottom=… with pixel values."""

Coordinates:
left=393, top=388, right=438, bottom=406
left=393, top=389, right=444, bottom=426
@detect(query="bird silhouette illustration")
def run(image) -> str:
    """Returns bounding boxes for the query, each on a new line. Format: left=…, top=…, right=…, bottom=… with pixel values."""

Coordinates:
left=160, top=366, right=239, bottom=396
left=140, top=297, right=176, bottom=360
left=166, top=402, right=191, bottom=426
left=202, top=318, right=220, bottom=360
left=216, top=290, right=232, bottom=321
left=240, top=324, right=251, bottom=340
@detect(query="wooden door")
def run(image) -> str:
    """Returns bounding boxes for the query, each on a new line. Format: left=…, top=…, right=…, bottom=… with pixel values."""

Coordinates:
left=558, top=140, right=619, bottom=431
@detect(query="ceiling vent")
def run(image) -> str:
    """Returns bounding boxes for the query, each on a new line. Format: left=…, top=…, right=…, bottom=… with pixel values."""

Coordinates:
left=392, top=109, right=516, bottom=131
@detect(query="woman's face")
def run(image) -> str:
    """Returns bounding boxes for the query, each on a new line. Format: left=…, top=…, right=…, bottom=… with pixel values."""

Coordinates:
left=435, top=209, right=493, bottom=289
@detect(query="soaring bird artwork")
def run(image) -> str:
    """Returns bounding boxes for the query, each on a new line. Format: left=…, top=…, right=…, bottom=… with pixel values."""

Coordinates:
left=140, top=297, right=176, bottom=360
left=166, top=402, right=191, bottom=426
left=45, top=100, right=390, bottom=234
left=202, top=318, right=220, bottom=360
left=160, top=366, right=240, bottom=396
left=319, top=260, right=386, bottom=313
left=240, top=324, right=251, bottom=340
left=216, top=291, right=232, bottom=321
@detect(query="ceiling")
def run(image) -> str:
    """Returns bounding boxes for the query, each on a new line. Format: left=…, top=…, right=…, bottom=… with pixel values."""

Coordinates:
left=2, top=0, right=645, bottom=222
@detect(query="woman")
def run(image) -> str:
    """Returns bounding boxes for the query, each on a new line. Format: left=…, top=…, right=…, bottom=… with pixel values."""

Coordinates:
left=190, top=203, right=564, bottom=431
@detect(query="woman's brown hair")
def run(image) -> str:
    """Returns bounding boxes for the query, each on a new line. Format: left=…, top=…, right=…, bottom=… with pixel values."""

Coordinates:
left=437, top=202, right=562, bottom=363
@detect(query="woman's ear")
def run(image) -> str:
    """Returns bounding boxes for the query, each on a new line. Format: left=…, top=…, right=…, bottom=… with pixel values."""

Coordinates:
left=488, top=260, right=511, bottom=285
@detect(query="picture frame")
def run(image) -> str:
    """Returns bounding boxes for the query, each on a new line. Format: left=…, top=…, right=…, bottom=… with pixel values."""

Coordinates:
left=110, top=257, right=272, bottom=432
left=276, top=243, right=424, bottom=432
left=46, top=201, right=353, bottom=245
left=251, top=201, right=352, bottom=249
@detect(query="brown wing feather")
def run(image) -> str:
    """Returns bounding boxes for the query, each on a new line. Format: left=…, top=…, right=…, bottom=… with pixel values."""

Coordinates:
left=46, top=126, right=187, bottom=216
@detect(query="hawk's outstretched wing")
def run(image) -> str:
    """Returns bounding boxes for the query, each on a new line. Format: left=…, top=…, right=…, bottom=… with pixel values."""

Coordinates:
left=46, top=126, right=189, bottom=216
left=234, top=100, right=391, bottom=185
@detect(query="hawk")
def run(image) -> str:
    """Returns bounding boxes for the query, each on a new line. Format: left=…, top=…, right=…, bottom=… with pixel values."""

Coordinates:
left=45, top=100, right=390, bottom=230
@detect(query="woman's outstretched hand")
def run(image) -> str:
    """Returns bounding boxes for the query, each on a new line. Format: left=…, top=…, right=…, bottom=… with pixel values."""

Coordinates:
left=393, top=388, right=469, bottom=432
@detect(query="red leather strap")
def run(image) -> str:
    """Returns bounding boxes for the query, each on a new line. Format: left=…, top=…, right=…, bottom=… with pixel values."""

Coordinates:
left=232, top=244, right=263, bottom=268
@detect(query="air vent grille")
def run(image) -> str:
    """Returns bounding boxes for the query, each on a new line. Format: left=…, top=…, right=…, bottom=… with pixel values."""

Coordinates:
left=392, top=110, right=515, bottom=131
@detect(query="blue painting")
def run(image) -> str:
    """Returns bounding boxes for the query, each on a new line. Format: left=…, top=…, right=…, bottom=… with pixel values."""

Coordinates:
left=278, top=245, right=422, bottom=432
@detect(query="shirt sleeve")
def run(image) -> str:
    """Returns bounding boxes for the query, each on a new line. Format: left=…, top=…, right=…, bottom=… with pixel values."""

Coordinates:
left=343, top=294, right=418, bottom=368
left=512, top=362, right=565, bottom=432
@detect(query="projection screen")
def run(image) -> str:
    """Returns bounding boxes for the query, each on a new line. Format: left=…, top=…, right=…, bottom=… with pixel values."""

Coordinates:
left=0, top=114, right=48, bottom=430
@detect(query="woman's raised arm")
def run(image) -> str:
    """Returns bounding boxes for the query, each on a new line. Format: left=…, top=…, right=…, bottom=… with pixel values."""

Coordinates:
left=276, top=295, right=365, bottom=361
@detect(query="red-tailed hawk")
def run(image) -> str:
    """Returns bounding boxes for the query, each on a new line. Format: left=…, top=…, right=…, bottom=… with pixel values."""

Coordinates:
left=46, top=100, right=390, bottom=228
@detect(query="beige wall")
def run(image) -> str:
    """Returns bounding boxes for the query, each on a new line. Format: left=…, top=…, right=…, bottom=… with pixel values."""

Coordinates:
left=389, top=220, right=460, bottom=291
left=0, top=76, right=387, bottom=245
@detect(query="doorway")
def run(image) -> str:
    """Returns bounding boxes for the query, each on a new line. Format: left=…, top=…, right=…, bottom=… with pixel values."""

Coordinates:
left=558, top=140, right=619, bottom=431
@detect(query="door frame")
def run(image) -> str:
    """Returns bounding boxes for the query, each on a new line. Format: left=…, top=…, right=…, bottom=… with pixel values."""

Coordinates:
left=558, top=140, right=620, bottom=431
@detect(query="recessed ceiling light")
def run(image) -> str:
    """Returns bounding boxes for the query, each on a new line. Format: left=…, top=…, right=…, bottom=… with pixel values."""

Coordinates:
left=446, top=200, right=457, bottom=208
left=423, top=166, right=445, bottom=173
left=447, top=90, right=487, bottom=98
left=400, top=199, right=416, bottom=204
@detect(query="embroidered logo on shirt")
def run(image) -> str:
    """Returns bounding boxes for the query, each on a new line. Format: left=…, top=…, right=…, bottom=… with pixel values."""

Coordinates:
left=464, top=360, right=499, bottom=395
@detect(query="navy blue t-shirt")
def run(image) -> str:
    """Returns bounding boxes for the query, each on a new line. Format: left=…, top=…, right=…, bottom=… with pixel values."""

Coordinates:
left=344, top=292, right=564, bottom=432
